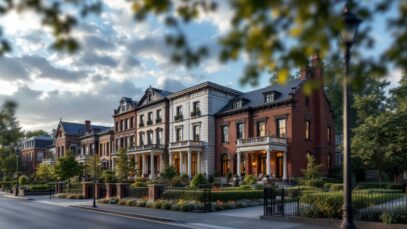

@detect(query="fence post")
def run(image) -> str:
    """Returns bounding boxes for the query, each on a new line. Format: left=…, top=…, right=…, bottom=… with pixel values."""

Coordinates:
left=281, top=188, right=285, bottom=217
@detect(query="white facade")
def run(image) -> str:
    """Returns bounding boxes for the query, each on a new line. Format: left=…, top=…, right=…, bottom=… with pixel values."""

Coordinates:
left=168, top=83, right=240, bottom=177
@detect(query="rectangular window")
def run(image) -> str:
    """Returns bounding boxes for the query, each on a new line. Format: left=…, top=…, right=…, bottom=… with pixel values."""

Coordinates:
left=233, top=100, right=242, bottom=109
left=221, top=125, right=229, bottom=143
left=327, top=127, right=331, bottom=144
left=305, top=120, right=311, bottom=140
left=176, top=128, right=183, bottom=142
left=120, top=120, right=124, bottom=131
left=193, top=125, right=200, bottom=141
left=115, top=121, right=119, bottom=132
left=257, top=121, right=266, bottom=137
left=277, top=119, right=286, bottom=138
left=176, top=106, right=183, bottom=116
left=265, top=93, right=274, bottom=103
left=130, top=118, right=134, bottom=129
left=236, top=123, right=244, bottom=139
left=147, top=132, right=153, bottom=145
left=156, top=110, right=162, bottom=123
left=125, top=118, right=128, bottom=130
left=139, top=115, right=144, bottom=127
left=157, top=130, right=162, bottom=145
left=139, top=133, right=144, bottom=146
left=147, top=112, right=153, bottom=125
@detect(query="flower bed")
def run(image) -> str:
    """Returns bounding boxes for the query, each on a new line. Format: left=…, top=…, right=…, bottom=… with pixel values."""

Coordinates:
left=98, top=197, right=262, bottom=212
left=55, top=193, right=84, bottom=199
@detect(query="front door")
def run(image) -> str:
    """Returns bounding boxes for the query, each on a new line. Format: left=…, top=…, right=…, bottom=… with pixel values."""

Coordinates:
left=276, top=156, right=283, bottom=178
left=174, top=154, right=180, bottom=174
left=258, top=154, right=266, bottom=176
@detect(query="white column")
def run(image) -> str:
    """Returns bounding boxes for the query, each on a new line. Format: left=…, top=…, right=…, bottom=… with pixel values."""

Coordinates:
left=150, top=153, right=155, bottom=179
left=197, top=151, right=201, bottom=174
left=135, top=155, right=139, bottom=177
left=283, top=150, right=288, bottom=180
left=142, top=154, right=147, bottom=175
left=187, top=150, right=192, bottom=178
left=180, top=152, right=184, bottom=174
left=112, top=158, right=115, bottom=171
left=236, top=151, right=241, bottom=178
left=266, top=149, right=271, bottom=176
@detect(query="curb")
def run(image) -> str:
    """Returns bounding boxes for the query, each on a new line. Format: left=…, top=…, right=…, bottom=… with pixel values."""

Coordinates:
left=3, top=195, right=33, bottom=201
left=71, top=206, right=182, bottom=223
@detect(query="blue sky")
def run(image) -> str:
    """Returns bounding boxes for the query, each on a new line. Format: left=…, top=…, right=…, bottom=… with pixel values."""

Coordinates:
left=0, top=1, right=403, bottom=132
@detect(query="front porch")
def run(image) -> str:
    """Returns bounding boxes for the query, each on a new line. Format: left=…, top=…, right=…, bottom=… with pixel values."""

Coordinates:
left=127, top=144, right=165, bottom=179
left=168, top=140, right=204, bottom=178
left=235, top=136, right=288, bottom=180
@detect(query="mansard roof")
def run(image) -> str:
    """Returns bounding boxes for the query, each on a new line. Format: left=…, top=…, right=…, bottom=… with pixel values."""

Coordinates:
left=167, top=81, right=242, bottom=99
left=217, top=78, right=304, bottom=115
left=114, top=97, right=138, bottom=115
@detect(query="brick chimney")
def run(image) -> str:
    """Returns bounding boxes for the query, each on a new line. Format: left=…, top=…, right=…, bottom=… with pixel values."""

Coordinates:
left=85, top=120, right=91, bottom=130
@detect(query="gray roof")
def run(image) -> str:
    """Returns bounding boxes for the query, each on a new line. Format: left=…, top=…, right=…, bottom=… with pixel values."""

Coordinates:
left=61, top=121, right=111, bottom=136
left=21, top=136, right=54, bottom=149
left=96, top=127, right=114, bottom=136
left=167, top=81, right=242, bottom=99
left=217, top=78, right=304, bottom=115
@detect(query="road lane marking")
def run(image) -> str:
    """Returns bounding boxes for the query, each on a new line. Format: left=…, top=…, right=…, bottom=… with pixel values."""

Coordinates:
left=187, top=223, right=237, bottom=229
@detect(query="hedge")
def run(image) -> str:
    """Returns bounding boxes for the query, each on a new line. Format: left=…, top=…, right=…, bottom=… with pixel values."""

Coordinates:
left=128, top=187, right=148, bottom=198
left=162, top=189, right=263, bottom=202
left=299, top=192, right=404, bottom=219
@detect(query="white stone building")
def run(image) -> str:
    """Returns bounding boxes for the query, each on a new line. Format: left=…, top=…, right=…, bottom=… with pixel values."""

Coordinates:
left=167, top=82, right=241, bottom=177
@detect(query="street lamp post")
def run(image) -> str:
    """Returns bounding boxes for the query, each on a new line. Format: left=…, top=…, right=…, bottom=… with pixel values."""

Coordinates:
left=339, top=2, right=361, bottom=229
left=92, top=144, right=97, bottom=208
left=15, top=150, right=19, bottom=196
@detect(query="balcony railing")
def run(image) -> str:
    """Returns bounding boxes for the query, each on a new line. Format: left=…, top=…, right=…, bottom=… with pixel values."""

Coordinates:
left=147, top=120, right=153, bottom=126
left=169, top=140, right=204, bottom=148
left=75, top=154, right=92, bottom=161
left=191, top=109, right=201, bottom=118
left=156, top=118, right=162, bottom=124
left=139, top=122, right=145, bottom=127
left=131, top=144, right=166, bottom=151
left=42, top=157, right=55, bottom=164
left=174, top=114, right=183, bottom=122
left=237, top=136, right=287, bottom=146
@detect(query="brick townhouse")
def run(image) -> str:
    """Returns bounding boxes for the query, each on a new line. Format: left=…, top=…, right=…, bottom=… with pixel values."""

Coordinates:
left=19, top=136, right=54, bottom=175
left=215, top=56, right=335, bottom=180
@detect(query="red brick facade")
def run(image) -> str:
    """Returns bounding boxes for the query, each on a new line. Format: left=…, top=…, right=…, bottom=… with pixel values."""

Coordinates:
left=215, top=57, right=335, bottom=179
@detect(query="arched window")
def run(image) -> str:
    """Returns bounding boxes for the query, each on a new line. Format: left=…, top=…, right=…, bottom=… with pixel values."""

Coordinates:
left=221, top=154, right=230, bottom=176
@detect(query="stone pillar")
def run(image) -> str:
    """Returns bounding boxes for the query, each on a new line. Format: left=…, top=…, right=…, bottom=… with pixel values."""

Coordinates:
left=150, top=153, right=155, bottom=179
left=169, top=151, right=173, bottom=166
left=266, top=149, right=271, bottom=176
left=187, top=150, right=192, bottom=178
left=106, top=183, right=113, bottom=199
left=111, top=158, right=115, bottom=171
left=56, top=182, right=64, bottom=194
left=82, top=182, right=93, bottom=199
left=283, top=150, right=288, bottom=180
left=116, top=183, right=128, bottom=199
left=159, top=154, right=163, bottom=174
left=236, top=151, right=241, bottom=178
left=148, top=184, right=165, bottom=202
left=197, top=151, right=201, bottom=174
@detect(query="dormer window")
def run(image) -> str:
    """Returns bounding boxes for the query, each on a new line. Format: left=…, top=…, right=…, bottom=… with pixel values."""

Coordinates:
left=265, top=93, right=275, bottom=103
left=121, top=104, right=126, bottom=112
left=233, top=100, right=243, bottom=109
left=148, top=93, right=153, bottom=102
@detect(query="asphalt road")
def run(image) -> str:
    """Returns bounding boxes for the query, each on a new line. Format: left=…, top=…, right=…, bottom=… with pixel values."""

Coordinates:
left=0, top=196, right=183, bottom=229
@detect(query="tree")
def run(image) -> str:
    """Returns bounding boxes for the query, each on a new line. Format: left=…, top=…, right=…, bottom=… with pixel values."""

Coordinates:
left=129, top=156, right=137, bottom=178
left=0, top=1, right=405, bottom=88
left=161, top=165, right=177, bottom=180
left=54, top=150, right=82, bottom=192
left=36, top=163, right=55, bottom=183
left=25, top=130, right=49, bottom=138
left=115, top=148, right=129, bottom=182
left=87, top=154, right=101, bottom=180
left=302, top=154, right=323, bottom=181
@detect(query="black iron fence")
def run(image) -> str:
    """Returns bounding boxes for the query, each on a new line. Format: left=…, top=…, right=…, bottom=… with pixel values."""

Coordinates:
left=264, top=187, right=407, bottom=222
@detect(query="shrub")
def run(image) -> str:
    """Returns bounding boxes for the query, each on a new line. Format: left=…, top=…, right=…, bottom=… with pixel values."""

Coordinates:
left=304, top=179, right=324, bottom=188
left=356, top=182, right=387, bottom=190
left=299, top=192, right=343, bottom=219
left=136, top=199, right=146, bottom=207
left=154, top=200, right=163, bottom=209
left=207, top=175, right=214, bottom=183
left=386, top=183, right=404, bottom=191
left=252, top=184, right=264, bottom=190
left=330, top=184, right=343, bottom=192
left=131, top=182, right=146, bottom=188
left=170, top=175, right=190, bottom=187
left=100, top=170, right=116, bottom=183
left=226, top=172, right=232, bottom=182
left=323, top=183, right=335, bottom=190
left=125, top=199, right=137, bottom=206
left=354, top=189, right=401, bottom=194
left=322, top=177, right=341, bottom=183
left=119, top=199, right=127, bottom=205
left=238, top=185, right=251, bottom=190
left=162, top=189, right=263, bottom=202
left=161, top=201, right=172, bottom=210
left=380, top=206, right=407, bottom=224
left=161, top=166, right=177, bottom=180
left=109, top=198, right=119, bottom=204
left=242, top=175, right=256, bottom=185
left=146, top=201, right=155, bottom=208
left=190, top=174, right=207, bottom=188
left=18, top=175, right=29, bottom=185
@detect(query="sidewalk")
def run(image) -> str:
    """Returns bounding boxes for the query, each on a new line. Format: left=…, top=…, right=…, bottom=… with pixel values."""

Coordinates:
left=74, top=204, right=334, bottom=229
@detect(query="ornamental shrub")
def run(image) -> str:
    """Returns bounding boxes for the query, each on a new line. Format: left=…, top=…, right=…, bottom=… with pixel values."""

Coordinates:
left=330, top=184, right=343, bottom=192
left=242, top=175, right=256, bottom=185
left=18, top=175, right=29, bottom=185
left=386, top=183, right=404, bottom=191
left=131, top=182, right=146, bottom=188
left=190, top=173, right=207, bottom=188
left=100, top=170, right=116, bottom=183
left=380, top=206, right=407, bottom=224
